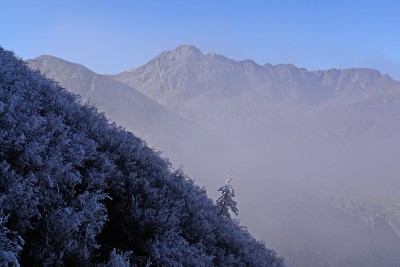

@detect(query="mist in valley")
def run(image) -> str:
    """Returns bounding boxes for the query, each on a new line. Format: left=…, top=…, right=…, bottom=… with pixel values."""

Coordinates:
left=27, top=46, right=400, bottom=266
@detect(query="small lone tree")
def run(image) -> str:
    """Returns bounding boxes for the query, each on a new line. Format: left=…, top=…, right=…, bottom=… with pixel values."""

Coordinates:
left=216, top=175, right=238, bottom=219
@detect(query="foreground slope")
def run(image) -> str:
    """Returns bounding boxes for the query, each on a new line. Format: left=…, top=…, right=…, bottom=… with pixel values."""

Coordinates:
left=0, top=47, right=283, bottom=266
left=27, top=55, right=226, bottom=174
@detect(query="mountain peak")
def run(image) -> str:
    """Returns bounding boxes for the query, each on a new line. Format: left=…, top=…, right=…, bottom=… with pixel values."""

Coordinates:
left=174, top=44, right=203, bottom=55
left=28, top=55, right=93, bottom=75
left=31, top=55, right=80, bottom=67
left=159, top=44, right=204, bottom=60
left=34, top=54, right=61, bottom=61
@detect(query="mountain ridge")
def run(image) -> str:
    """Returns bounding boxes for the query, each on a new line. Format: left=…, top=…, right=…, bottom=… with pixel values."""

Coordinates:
left=112, top=45, right=400, bottom=111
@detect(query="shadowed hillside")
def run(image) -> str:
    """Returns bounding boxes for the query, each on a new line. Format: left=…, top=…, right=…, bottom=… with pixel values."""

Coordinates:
left=0, top=47, right=283, bottom=266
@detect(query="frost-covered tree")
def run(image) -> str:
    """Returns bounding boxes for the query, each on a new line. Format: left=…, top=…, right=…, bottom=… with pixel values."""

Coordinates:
left=0, top=214, right=24, bottom=266
left=217, top=175, right=238, bottom=219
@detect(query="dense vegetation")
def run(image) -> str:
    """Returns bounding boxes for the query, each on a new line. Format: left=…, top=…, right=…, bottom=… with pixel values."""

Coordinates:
left=0, top=47, right=283, bottom=266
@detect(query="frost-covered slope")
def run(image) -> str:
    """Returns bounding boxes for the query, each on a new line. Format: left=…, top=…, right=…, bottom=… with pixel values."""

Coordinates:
left=27, top=55, right=227, bottom=175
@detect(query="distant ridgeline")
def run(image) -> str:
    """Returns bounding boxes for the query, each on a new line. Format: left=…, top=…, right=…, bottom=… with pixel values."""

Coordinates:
left=0, top=47, right=283, bottom=266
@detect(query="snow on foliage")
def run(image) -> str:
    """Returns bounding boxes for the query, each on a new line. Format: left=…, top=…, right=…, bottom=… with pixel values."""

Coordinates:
left=0, top=47, right=284, bottom=266
left=217, top=175, right=239, bottom=219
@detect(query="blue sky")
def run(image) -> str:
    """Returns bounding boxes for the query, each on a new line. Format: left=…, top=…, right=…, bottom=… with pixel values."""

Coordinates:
left=1, top=0, right=400, bottom=78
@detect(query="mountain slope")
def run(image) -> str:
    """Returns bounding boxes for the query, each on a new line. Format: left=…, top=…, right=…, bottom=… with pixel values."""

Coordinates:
left=0, top=47, right=284, bottom=266
left=27, top=55, right=227, bottom=178
left=113, top=45, right=400, bottom=107
left=112, top=45, right=400, bottom=142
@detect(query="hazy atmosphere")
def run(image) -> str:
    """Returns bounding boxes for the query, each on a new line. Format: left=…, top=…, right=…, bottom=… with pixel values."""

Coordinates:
left=2, top=1, right=400, bottom=266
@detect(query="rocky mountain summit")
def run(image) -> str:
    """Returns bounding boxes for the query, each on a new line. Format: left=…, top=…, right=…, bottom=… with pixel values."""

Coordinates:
left=113, top=45, right=400, bottom=107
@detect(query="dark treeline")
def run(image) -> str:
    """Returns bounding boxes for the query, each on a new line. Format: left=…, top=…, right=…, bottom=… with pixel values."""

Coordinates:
left=0, top=47, right=283, bottom=266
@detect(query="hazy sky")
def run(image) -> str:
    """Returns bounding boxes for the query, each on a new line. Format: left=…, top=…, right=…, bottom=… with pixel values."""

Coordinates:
left=1, top=0, right=400, bottom=78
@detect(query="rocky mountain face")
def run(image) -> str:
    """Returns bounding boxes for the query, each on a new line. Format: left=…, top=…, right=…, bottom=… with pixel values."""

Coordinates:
left=114, top=45, right=399, bottom=106
left=112, top=45, right=400, bottom=143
